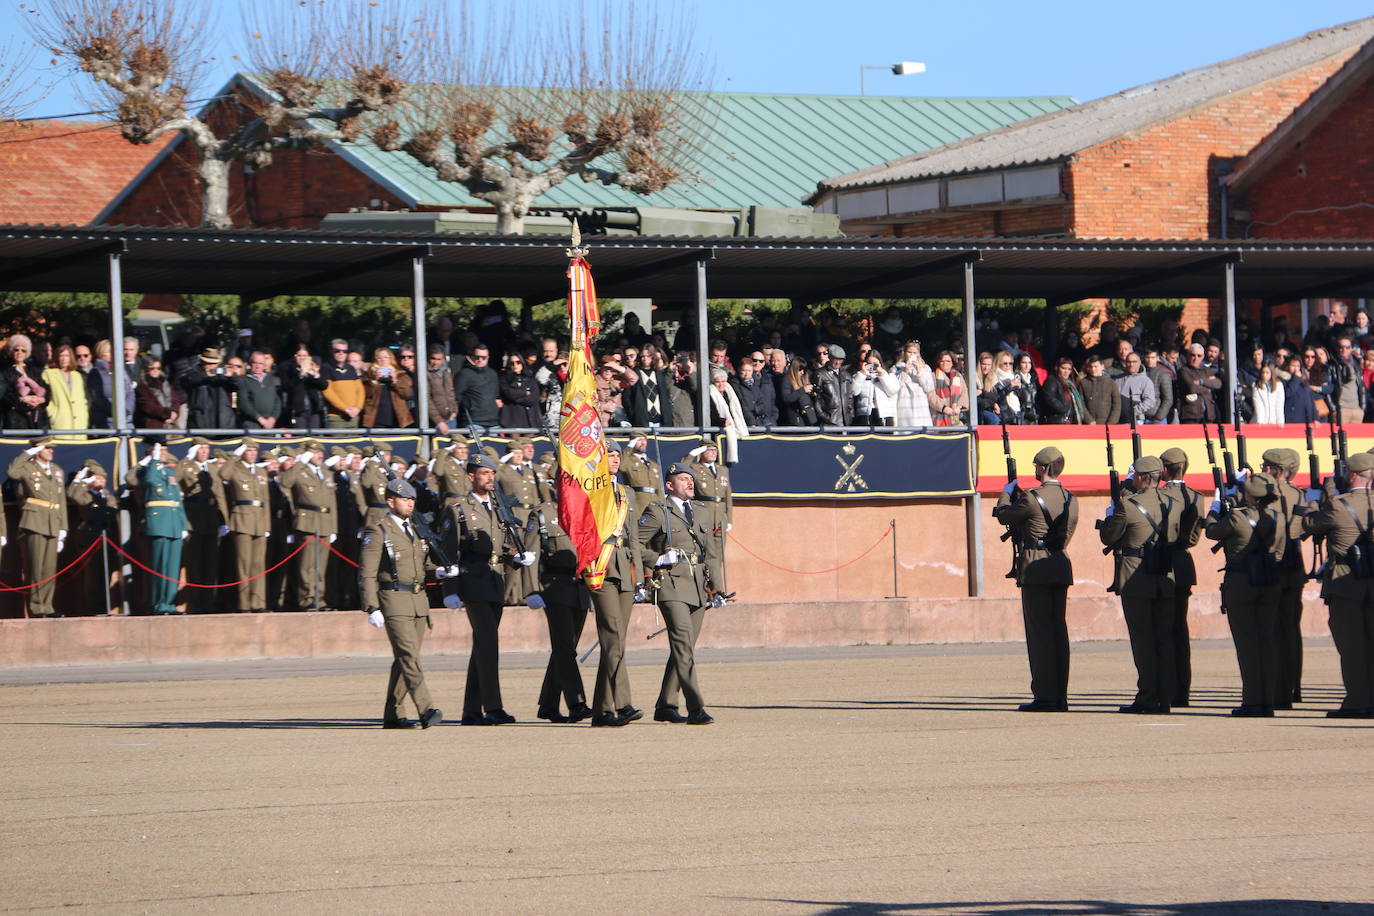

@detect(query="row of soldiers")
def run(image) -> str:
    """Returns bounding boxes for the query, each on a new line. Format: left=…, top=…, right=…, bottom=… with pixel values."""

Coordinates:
left=994, top=443, right=1374, bottom=719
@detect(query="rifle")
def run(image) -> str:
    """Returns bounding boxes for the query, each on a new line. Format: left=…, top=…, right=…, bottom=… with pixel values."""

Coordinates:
left=1001, top=421, right=1018, bottom=490
left=1306, top=422, right=1321, bottom=489
left=1217, top=423, right=1238, bottom=488
left=997, top=420, right=1021, bottom=579
left=491, top=485, right=530, bottom=560
left=1129, top=411, right=1142, bottom=463
left=1235, top=417, right=1250, bottom=474
left=1097, top=425, right=1122, bottom=556
left=375, top=454, right=458, bottom=568
left=1331, top=413, right=1350, bottom=492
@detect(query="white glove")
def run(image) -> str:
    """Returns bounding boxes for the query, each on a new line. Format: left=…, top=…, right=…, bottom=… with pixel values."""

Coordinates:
left=1235, top=468, right=1250, bottom=483
left=435, top=564, right=461, bottom=579
left=655, top=548, right=680, bottom=567
left=24, top=446, right=41, bottom=456
left=152, top=443, right=162, bottom=461
left=367, top=610, right=385, bottom=628
left=710, top=593, right=728, bottom=608
left=1001, top=481, right=1017, bottom=496
left=0, top=536, right=6, bottom=548
left=443, top=594, right=464, bottom=610
left=1185, top=393, right=1198, bottom=402
left=525, top=594, right=546, bottom=610
left=516, top=551, right=536, bottom=567
left=1124, top=465, right=1136, bottom=482
left=262, top=531, right=269, bottom=538
left=218, top=525, right=230, bottom=537
left=286, top=534, right=296, bottom=545
left=57, top=536, right=66, bottom=552
left=328, top=534, right=337, bottom=544
left=632, top=584, right=650, bottom=603
left=726, top=523, right=732, bottom=532
left=181, top=530, right=189, bottom=540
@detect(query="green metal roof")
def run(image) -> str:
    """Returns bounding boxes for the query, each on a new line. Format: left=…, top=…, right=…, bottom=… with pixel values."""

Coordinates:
left=283, top=78, right=1072, bottom=210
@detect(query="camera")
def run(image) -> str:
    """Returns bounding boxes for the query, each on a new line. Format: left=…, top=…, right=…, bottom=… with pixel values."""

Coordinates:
left=213, top=366, right=225, bottom=376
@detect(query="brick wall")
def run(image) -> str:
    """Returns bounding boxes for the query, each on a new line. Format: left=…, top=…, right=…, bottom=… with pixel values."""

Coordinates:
left=880, top=203, right=1068, bottom=238
left=1244, top=74, right=1374, bottom=238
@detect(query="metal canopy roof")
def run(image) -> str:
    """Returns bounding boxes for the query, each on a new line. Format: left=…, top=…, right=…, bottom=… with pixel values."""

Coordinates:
left=2, top=225, right=1373, bottom=306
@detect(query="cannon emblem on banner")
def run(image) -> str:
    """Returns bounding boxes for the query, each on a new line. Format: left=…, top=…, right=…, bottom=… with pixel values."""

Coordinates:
left=833, top=442, right=868, bottom=492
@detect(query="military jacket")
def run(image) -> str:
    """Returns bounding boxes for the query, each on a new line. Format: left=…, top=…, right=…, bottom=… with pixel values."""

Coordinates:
left=1204, top=503, right=1285, bottom=585
left=432, top=450, right=472, bottom=503
left=177, top=458, right=224, bottom=528
left=137, top=460, right=189, bottom=538
left=6, top=454, right=67, bottom=536
left=66, top=478, right=119, bottom=536
left=535, top=510, right=590, bottom=610
left=218, top=459, right=270, bottom=536
left=283, top=463, right=339, bottom=537
left=637, top=496, right=712, bottom=606
left=620, top=450, right=662, bottom=519
left=496, top=460, right=540, bottom=519
left=601, top=484, right=644, bottom=592
left=1302, top=486, right=1374, bottom=601
left=992, top=480, right=1077, bottom=586
left=1098, top=486, right=1180, bottom=598
left=1274, top=479, right=1313, bottom=579
left=1162, top=480, right=1209, bottom=589
left=441, top=492, right=511, bottom=604
left=686, top=458, right=733, bottom=533
left=359, top=461, right=390, bottom=526
left=333, top=469, right=362, bottom=538
left=359, top=515, right=435, bottom=616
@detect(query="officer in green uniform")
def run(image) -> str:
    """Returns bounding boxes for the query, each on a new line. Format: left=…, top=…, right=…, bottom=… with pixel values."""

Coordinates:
left=1205, top=472, right=1287, bottom=716
left=619, top=430, right=663, bottom=522
left=359, top=477, right=446, bottom=729
left=638, top=462, right=718, bottom=725
left=496, top=438, right=540, bottom=524
left=359, top=442, right=393, bottom=528
left=1098, top=454, right=1181, bottom=713
left=177, top=437, right=223, bottom=612
left=992, top=446, right=1078, bottom=711
left=1262, top=447, right=1313, bottom=707
left=218, top=438, right=270, bottom=612
left=136, top=440, right=189, bottom=616
left=65, top=459, right=119, bottom=615
left=531, top=501, right=593, bottom=723
left=588, top=442, right=647, bottom=727
left=284, top=441, right=338, bottom=611
left=6, top=435, right=67, bottom=618
left=440, top=453, right=534, bottom=725
left=431, top=439, right=472, bottom=508
left=1159, top=446, right=1209, bottom=707
left=685, top=437, right=732, bottom=594
left=1301, top=451, right=1374, bottom=718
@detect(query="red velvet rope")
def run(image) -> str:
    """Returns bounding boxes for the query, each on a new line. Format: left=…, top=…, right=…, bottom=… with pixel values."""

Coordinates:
left=725, top=526, right=892, bottom=575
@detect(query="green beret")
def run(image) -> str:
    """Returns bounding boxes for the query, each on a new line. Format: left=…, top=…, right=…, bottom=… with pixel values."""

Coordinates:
left=345, top=446, right=363, bottom=456
left=1260, top=448, right=1286, bottom=469
left=29, top=435, right=55, bottom=448
left=1160, top=447, right=1189, bottom=467
left=1349, top=452, right=1374, bottom=473
left=83, top=459, right=107, bottom=476
left=506, top=438, right=526, bottom=451
left=1277, top=448, right=1300, bottom=472
left=1032, top=446, right=1062, bottom=467
left=1244, top=472, right=1278, bottom=500
left=330, top=446, right=347, bottom=458
left=1133, top=455, right=1163, bottom=475
left=240, top=437, right=259, bottom=450
left=190, top=436, right=211, bottom=446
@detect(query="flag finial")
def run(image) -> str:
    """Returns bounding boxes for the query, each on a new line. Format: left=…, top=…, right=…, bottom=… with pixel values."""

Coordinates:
left=566, top=218, right=587, bottom=260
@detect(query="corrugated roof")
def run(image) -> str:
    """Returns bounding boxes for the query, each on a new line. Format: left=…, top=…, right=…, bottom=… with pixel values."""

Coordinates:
left=0, top=121, right=173, bottom=225
left=811, top=16, right=1374, bottom=198
left=251, top=77, right=1072, bottom=210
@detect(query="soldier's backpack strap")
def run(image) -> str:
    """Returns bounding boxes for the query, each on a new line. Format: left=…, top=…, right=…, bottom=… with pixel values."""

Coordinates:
left=1030, top=488, right=1074, bottom=550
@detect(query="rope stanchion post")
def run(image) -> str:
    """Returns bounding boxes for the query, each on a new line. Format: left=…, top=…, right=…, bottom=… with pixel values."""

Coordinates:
left=885, top=519, right=904, bottom=599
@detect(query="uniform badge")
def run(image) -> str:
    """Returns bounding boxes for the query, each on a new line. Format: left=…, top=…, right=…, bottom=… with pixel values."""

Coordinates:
left=363, top=535, right=372, bottom=546
left=241, top=483, right=249, bottom=490
left=639, top=511, right=654, bottom=526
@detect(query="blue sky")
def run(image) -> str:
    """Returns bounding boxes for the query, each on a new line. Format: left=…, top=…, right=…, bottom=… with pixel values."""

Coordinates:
left=5, top=0, right=1373, bottom=118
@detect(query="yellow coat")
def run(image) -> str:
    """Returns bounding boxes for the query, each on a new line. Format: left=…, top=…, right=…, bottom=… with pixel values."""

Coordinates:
left=40, top=368, right=88, bottom=437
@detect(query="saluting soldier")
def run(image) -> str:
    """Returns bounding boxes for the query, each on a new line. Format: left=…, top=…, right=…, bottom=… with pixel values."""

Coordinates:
left=685, top=436, right=732, bottom=594
left=1098, top=454, right=1181, bottom=713
left=358, top=477, right=446, bottom=729
left=531, top=500, right=594, bottom=724
left=992, top=446, right=1078, bottom=712
left=530, top=444, right=557, bottom=508
left=65, top=459, right=119, bottom=614
left=218, top=437, right=271, bottom=612
left=1159, top=447, right=1210, bottom=707
left=432, top=438, right=473, bottom=507
left=1204, top=472, right=1287, bottom=716
left=496, top=438, right=540, bottom=524
left=441, top=453, right=535, bottom=725
left=1300, top=451, right=1374, bottom=718
left=136, top=440, right=189, bottom=616
left=588, top=442, right=646, bottom=727
left=359, top=441, right=393, bottom=527
left=1262, top=448, right=1313, bottom=708
left=284, top=441, right=338, bottom=612
left=177, top=437, right=223, bottom=611
left=7, top=436, right=67, bottom=618
left=638, top=462, right=718, bottom=725
left=620, top=430, right=663, bottom=522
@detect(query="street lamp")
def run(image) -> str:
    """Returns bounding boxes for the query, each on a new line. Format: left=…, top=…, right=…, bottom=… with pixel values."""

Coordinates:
left=860, top=61, right=926, bottom=96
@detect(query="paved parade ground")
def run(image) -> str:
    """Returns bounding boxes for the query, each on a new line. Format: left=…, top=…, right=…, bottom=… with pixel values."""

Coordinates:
left=3, top=641, right=1373, bottom=915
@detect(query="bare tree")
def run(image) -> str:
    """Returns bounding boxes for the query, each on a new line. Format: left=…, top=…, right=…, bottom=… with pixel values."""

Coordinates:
left=385, top=2, right=716, bottom=234
left=29, top=0, right=418, bottom=229
left=0, top=38, right=42, bottom=128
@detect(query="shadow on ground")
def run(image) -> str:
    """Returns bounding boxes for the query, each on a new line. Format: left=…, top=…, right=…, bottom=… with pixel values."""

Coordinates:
left=744, top=898, right=1374, bottom=915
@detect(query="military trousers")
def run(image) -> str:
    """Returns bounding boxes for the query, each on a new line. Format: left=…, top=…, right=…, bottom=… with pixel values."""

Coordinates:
left=656, top=600, right=706, bottom=713
left=383, top=610, right=433, bottom=720
left=233, top=532, right=267, bottom=611
left=183, top=521, right=219, bottom=611
left=591, top=583, right=635, bottom=715
left=462, top=600, right=504, bottom=719
left=20, top=531, right=58, bottom=617
left=147, top=535, right=183, bottom=615
left=1021, top=584, right=1069, bottom=705
left=1171, top=586, right=1193, bottom=704
left=537, top=601, right=588, bottom=713
left=1326, top=598, right=1374, bottom=711
left=296, top=535, right=329, bottom=610
left=1121, top=595, right=1176, bottom=708
left=1223, top=580, right=1281, bottom=707
left=1276, top=570, right=1307, bottom=702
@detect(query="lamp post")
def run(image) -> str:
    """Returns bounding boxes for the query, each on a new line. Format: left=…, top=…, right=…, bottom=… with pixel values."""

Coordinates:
left=860, top=61, right=925, bottom=96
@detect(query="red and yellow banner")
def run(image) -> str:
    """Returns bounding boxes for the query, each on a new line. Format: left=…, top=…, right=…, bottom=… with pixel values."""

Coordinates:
left=557, top=257, right=622, bottom=584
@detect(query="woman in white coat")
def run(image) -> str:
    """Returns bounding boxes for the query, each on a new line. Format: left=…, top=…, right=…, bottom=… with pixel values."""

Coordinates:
left=892, top=340, right=935, bottom=427
left=707, top=368, right=751, bottom=463
left=1250, top=363, right=1285, bottom=425
left=850, top=351, right=900, bottom=426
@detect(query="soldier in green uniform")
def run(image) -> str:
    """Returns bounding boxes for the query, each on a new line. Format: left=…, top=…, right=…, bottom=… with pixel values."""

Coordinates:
left=136, top=440, right=189, bottom=616
left=638, top=462, right=718, bottom=725
left=1159, top=447, right=1209, bottom=707
left=496, top=438, right=540, bottom=524
left=218, top=438, right=270, bottom=613
left=6, top=436, right=67, bottom=618
left=1098, top=454, right=1181, bottom=714
left=440, top=454, right=534, bottom=725
left=619, top=430, right=663, bottom=522
left=992, top=446, right=1078, bottom=711
left=589, top=442, right=647, bottom=727
left=359, top=477, right=446, bottom=729
left=432, top=438, right=473, bottom=508
left=284, top=441, right=338, bottom=611
left=685, top=437, right=732, bottom=594
left=177, top=437, right=223, bottom=612
left=64, top=459, right=118, bottom=615
left=530, top=500, right=594, bottom=723
left=359, top=442, right=392, bottom=528
left=1262, top=448, right=1313, bottom=707
left=263, top=447, right=297, bottom=610
left=1301, top=451, right=1374, bottom=718
left=1205, top=473, right=1287, bottom=716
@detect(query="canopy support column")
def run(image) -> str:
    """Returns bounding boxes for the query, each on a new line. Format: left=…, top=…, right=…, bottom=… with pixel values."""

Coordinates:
left=412, top=255, right=430, bottom=458
left=962, top=259, right=984, bottom=599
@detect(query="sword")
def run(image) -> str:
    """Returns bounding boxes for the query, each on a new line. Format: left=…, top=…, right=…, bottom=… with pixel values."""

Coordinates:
left=834, top=453, right=866, bottom=491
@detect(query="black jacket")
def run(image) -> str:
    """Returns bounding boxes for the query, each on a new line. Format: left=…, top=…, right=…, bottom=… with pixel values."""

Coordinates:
left=180, top=366, right=237, bottom=430
left=623, top=367, right=673, bottom=427
left=780, top=375, right=819, bottom=426
left=454, top=362, right=500, bottom=427
left=498, top=371, right=541, bottom=429
left=730, top=374, right=776, bottom=427
left=283, top=367, right=329, bottom=429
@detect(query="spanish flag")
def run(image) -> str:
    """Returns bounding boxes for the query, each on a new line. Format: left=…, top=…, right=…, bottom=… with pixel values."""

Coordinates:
left=557, top=256, right=624, bottom=586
